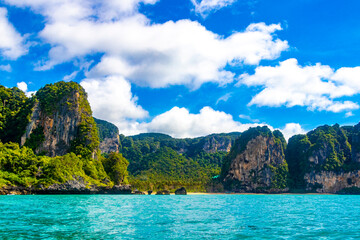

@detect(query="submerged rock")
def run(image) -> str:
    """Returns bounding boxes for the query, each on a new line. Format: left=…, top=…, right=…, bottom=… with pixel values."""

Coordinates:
left=132, top=190, right=145, bottom=195
left=155, top=190, right=170, bottom=195
left=0, top=186, right=32, bottom=195
left=175, top=187, right=187, bottom=195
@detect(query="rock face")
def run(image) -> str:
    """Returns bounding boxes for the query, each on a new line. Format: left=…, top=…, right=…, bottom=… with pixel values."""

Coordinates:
left=120, top=132, right=240, bottom=156
left=94, top=118, right=120, bottom=154
left=175, top=187, right=187, bottom=195
left=198, top=135, right=234, bottom=153
left=99, top=137, right=120, bottom=154
left=37, top=176, right=89, bottom=194
left=287, top=124, right=360, bottom=193
left=21, top=82, right=99, bottom=157
left=0, top=182, right=133, bottom=195
left=304, top=171, right=360, bottom=193
left=222, top=127, right=288, bottom=193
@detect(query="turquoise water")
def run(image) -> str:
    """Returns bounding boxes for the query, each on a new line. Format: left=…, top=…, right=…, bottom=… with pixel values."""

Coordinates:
left=1, top=195, right=360, bottom=239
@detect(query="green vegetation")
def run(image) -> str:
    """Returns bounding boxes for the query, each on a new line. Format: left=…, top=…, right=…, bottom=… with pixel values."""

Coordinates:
left=269, top=162, right=289, bottom=189
left=36, top=81, right=83, bottom=114
left=102, top=152, right=129, bottom=185
left=120, top=132, right=239, bottom=192
left=94, top=118, right=119, bottom=141
left=286, top=124, right=360, bottom=189
left=23, top=127, right=45, bottom=152
left=286, top=134, right=311, bottom=189
left=0, top=82, right=116, bottom=190
left=0, top=140, right=118, bottom=188
left=0, top=85, right=35, bottom=144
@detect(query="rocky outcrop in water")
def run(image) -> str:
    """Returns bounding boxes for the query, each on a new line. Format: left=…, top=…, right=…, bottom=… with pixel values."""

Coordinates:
left=221, top=126, right=288, bottom=193
left=156, top=190, right=170, bottom=195
left=0, top=180, right=132, bottom=195
left=175, top=187, right=187, bottom=195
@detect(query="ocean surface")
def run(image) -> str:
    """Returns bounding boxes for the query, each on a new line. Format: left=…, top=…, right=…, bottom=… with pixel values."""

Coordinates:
left=1, top=194, right=360, bottom=239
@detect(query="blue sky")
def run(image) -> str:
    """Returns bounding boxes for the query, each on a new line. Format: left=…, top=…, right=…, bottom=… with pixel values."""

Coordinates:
left=1, top=0, right=360, bottom=139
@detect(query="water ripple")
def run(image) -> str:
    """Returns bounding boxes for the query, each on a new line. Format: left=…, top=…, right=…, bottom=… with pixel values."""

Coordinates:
left=1, top=195, right=360, bottom=239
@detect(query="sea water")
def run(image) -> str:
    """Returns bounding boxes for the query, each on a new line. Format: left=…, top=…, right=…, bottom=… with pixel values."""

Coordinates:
left=1, top=194, right=360, bottom=239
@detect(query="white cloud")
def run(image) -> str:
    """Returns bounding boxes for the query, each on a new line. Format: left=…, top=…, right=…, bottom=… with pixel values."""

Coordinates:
left=16, top=82, right=36, bottom=97
left=135, top=106, right=263, bottom=138
left=279, top=123, right=306, bottom=141
left=17, top=81, right=27, bottom=92
left=239, top=114, right=259, bottom=123
left=5, top=1, right=288, bottom=88
left=63, top=71, right=79, bottom=82
left=238, top=58, right=360, bottom=112
left=191, top=0, right=237, bottom=15
left=216, top=92, right=232, bottom=104
left=80, top=76, right=148, bottom=126
left=0, top=64, right=11, bottom=72
left=0, top=8, right=26, bottom=59
left=83, top=21, right=287, bottom=89
left=5, top=0, right=159, bottom=22
left=345, top=112, right=354, bottom=118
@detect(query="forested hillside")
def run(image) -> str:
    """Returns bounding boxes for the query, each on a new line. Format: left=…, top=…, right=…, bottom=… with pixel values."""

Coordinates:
left=119, top=132, right=240, bottom=191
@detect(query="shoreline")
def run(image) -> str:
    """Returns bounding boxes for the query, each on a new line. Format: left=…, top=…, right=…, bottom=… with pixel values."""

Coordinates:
left=186, top=192, right=337, bottom=195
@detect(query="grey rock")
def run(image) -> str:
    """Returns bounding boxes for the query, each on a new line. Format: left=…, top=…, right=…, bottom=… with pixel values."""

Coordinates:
left=175, top=187, right=187, bottom=195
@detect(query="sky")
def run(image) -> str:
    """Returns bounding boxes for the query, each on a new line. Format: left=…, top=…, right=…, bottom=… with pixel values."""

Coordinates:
left=1, top=0, right=360, bottom=140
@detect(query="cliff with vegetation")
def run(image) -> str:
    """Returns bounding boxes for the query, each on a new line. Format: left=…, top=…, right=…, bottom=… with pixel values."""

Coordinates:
left=0, top=82, right=129, bottom=194
left=287, top=124, right=360, bottom=193
left=21, top=81, right=99, bottom=158
left=94, top=118, right=120, bottom=154
left=221, top=126, right=289, bottom=193
left=3, top=81, right=360, bottom=194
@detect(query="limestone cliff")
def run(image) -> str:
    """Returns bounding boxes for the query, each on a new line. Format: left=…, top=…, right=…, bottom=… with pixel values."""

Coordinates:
left=221, top=126, right=288, bottom=193
left=194, top=134, right=235, bottom=154
left=21, top=81, right=99, bottom=158
left=94, top=118, right=120, bottom=154
left=304, top=170, right=360, bottom=193
left=287, top=124, right=360, bottom=193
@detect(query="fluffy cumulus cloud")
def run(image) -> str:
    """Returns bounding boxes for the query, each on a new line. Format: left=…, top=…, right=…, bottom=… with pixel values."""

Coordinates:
left=238, top=58, right=360, bottom=113
left=191, top=0, right=237, bottom=15
left=80, top=76, right=148, bottom=125
left=116, top=106, right=303, bottom=139
left=5, top=0, right=288, bottom=88
left=16, top=82, right=36, bottom=97
left=279, top=123, right=306, bottom=141
left=5, top=0, right=159, bottom=21
left=0, top=8, right=26, bottom=59
left=136, top=106, right=263, bottom=138
left=84, top=22, right=287, bottom=88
